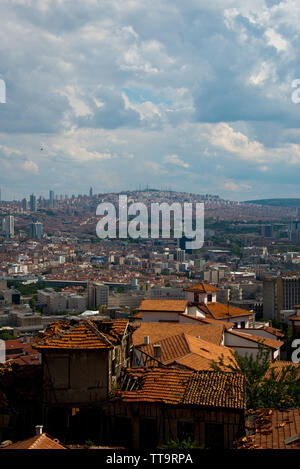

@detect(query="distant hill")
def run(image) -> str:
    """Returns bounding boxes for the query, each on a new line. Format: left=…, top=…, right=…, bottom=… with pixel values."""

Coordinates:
left=244, top=198, right=300, bottom=208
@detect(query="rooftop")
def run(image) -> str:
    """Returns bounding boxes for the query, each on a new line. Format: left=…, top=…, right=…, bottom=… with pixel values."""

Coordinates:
left=184, top=282, right=220, bottom=293
left=118, top=368, right=245, bottom=409
left=138, top=333, right=234, bottom=371
left=236, top=409, right=300, bottom=449
left=138, top=299, right=188, bottom=313
left=133, top=321, right=224, bottom=346
left=1, top=433, right=67, bottom=450
left=32, top=319, right=129, bottom=350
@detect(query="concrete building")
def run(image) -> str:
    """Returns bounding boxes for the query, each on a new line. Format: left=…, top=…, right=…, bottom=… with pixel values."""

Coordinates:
left=2, top=216, right=14, bottom=238
left=30, top=222, right=44, bottom=240
left=30, top=194, right=37, bottom=212
left=88, top=282, right=109, bottom=309
left=263, top=273, right=300, bottom=321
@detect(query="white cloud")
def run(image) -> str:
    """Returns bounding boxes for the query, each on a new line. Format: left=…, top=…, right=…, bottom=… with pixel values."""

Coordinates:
left=265, top=28, right=289, bottom=52
left=164, top=154, right=190, bottom=168
left=22, top=160, right=39, bottom=174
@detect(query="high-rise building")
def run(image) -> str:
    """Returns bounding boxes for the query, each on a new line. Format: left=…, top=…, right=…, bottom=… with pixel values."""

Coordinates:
left=30, top=194, right=37, bottom=212
left=30, top=222, right=44, bottom=240
left=89, top=187, right=93, bottom=197
left=49, top=190, right=55, bottom=208
left=175, top=248, right=186, bottom=262
left=88, top=282, right=109, bottom=309
left=263, top=273, right=300, bottom=321
left=2, top=215, right=14, bottom=238
left=22, top=198, right=28, bottom=210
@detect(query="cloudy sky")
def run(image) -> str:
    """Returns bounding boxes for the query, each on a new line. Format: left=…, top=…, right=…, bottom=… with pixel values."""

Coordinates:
left=1, top=0, right=300, bottom=201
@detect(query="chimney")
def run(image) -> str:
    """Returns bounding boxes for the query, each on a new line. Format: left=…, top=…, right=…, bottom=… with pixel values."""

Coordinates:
left=144, top=336, right=150, bottom=345
left=153, top=344, right=161, bottom=359
left=35, top=425, right=43, bottom=436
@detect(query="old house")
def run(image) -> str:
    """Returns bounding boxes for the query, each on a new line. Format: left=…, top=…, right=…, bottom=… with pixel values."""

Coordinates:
left=104, top=368, right=246, bottom=449
left=32, top=318, right=133, bottom=441
left=138, top=282, right=254, bottom=327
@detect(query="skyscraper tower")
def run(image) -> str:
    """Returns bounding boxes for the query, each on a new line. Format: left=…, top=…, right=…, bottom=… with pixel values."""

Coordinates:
left=2, top=215, right=14, bottom=238
left=89, top=187, right=93, bottom=197
left=30, top=222, right=44, bottom=240
left=49, top=190, right=55, bottom=208
left=30, top=194, right=37, bottom=212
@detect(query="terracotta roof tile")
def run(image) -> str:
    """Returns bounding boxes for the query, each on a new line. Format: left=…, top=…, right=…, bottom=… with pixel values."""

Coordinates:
left=119, top=368, right=245, bottom=409
left=139, top=333, right=234, bottom=371
left=120, top=368, right=192, bottom=404
left=202, top=302, right=252, bottom=319
left=1, top=433, right=67, bottom=450
left=183, top=370, right=245, bottom=409
left=32, top=319, right=128, bottom=350
left=184, top=283, right=220, bottom=293
left=133, top=322, right=224, bottom=346
left=138, top=299, right=188, bottom=313
left=236, top=409, right=300, bottom=449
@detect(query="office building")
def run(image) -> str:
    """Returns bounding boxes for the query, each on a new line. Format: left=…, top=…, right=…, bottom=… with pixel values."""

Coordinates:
left=49, top=190, right=55, bottom=208
left=2, top=215, right=14, bottom=238
left=30, top=222, right=44, bottom=240
left=88, top=282, right=109, bottom=309
left=263, top=273, right=300, bottom=321
left=30, top=194, right=37, bottom=212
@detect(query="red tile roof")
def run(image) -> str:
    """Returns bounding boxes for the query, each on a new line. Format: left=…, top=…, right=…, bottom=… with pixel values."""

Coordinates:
left=32, top=319, right=128, bottom=350
left=288, top=314, right=300, bottom=321
left=1, top=433, right=67, bottom=450
left=119, top=368, right=245, bottom=409
left=138, top=299, right=188, bottom=313
left=120, top=368, right=192, bottom=404
left=133, top=322, right=224, bottom=346
left=236, top=409, right=300, bottom=449
left=184, top=283, right=220, bottom=293
left=139, top=333, right=235, bottom=371
left=202, top=302, right=252, bottom=320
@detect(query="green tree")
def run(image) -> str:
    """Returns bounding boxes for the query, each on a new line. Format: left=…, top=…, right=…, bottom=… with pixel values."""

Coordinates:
left=0, top=331, right=16, bottom=340
left=211, top=343, right=300, bottom=409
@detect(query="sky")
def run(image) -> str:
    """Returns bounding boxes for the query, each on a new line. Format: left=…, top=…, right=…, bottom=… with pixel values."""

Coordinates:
left=1, top=0, right=300, bottom=201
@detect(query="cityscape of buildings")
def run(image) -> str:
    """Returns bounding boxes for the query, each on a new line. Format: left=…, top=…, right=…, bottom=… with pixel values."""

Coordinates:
left=2, top=0, right=300, bottom=455
left=0, top=189, right=299, bottom=450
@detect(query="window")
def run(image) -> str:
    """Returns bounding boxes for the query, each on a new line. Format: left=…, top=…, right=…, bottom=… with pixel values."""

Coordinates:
left=240, top=321, right=245, bottom=328
left=207, top=294, right=212, bottom=302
